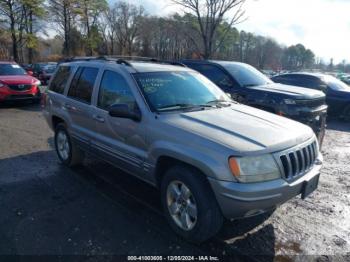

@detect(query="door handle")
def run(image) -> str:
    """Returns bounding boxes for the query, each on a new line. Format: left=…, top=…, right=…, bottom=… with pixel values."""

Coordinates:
left=63, top=103, right=75, bottom=110
left=93, top=114, right=105, bottom=123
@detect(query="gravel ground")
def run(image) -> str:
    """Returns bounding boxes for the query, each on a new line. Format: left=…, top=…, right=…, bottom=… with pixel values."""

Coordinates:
left=0, top=102, right=349, bottom=261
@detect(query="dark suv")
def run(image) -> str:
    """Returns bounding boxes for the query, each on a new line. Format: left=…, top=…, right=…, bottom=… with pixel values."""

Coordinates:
left=272, top=72, right=350, bottom=121
left=181, top=60, right=328, bottom=144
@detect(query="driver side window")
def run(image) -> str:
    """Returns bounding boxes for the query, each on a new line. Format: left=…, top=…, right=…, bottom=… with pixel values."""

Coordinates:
left=98, top=70, right=136, bottom=111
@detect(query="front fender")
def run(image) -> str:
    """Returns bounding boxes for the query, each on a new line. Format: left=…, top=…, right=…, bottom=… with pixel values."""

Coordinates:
left=148, top=140, right=235, bottom=181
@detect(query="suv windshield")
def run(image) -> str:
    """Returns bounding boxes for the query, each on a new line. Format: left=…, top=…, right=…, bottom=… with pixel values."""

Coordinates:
left=323, top=75, right=350, bottom=91
left=0, top=64, right=27, bottom=76
left=219, top=62, right=273, bottom=87
left=133, top=71, right=230, bottom=112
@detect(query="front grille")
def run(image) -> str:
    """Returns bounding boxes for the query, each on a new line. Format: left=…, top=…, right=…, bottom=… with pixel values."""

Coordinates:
left=295, top=98, right=325, bottom=108
left=7, top=94, right=34, bottom=99
left=277, top=140, right=318, bottom=179
left=8, top=84, right=32, bottom=91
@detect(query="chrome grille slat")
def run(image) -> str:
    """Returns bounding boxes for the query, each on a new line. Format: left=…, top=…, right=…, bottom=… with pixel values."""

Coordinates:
left=311, top=142, right=316, bottom=162
left=293, top=152, right=299, bottom=174
left=307, top=146, right=313, bottom=166
left=304, top=147, right=310, bottom=169
left=286, top=155, right=292, bottom=178
left=300, top=148, right=305, bottom=172
left=277, top=140, right=318, bottom=180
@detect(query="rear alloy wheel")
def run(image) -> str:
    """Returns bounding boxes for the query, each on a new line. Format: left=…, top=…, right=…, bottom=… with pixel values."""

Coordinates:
left=56, top=130, right=70, bottom=161
left=54, top=123, right=84, bottom=167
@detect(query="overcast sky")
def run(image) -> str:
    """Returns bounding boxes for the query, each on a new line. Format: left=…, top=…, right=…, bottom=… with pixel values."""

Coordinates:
left=119, top=0, right=350, bottom=64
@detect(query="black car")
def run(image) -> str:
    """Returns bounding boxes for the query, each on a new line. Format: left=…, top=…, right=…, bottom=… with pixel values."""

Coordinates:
left=181, top=60, right=328, bottom=144
left=38, top=64, right=57, bottom=85
left=31, top=62, right=57, bottom=78
left=272, top=72, right=350, bottom=121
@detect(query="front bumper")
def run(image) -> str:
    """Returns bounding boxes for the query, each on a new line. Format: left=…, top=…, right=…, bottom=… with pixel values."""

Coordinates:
left=0, top=86, right=41, bottom=102
left=208, top=154, right=323, bottom=219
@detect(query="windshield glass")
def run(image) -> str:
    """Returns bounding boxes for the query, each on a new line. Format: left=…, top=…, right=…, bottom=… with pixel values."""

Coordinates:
left=133, top=71, right=230, bottom=112
left=0, top=64, right=27, bottom=76
left=324, top=75, right=350, bottom=91
left=220, top=62, right=273, bottom=87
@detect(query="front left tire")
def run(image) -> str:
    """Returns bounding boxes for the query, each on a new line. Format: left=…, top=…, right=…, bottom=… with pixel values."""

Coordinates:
left=160, top=165, right=224, bottom=243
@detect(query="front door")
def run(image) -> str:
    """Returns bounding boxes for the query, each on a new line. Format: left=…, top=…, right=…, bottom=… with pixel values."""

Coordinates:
left=91, top=69, right=147, bottom=177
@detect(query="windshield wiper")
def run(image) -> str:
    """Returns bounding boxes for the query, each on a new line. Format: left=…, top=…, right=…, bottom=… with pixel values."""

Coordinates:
left=242, top=84, right=259, bottom=88
left=157, top=103, right=213, bottom=112
left=206, top=99, right=232, bottom=107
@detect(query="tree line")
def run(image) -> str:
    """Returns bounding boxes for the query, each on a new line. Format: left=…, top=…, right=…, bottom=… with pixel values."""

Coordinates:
left=0, top=0, right=349, bottom=72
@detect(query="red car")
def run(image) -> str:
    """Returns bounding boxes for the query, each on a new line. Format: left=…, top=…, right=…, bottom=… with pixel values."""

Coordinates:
left=0, top=61, right=41, bottom=103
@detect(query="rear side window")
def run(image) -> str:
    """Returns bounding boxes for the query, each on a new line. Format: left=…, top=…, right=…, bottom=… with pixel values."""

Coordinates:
left=98, top=70, right=136, bottom=110
left=188, top=64, right=234, bottom=88
left=49, top=66, right=71, bottom=94
left=68, top=67, right=98, bottom=104
left=273, top=75, right=323, bottom=90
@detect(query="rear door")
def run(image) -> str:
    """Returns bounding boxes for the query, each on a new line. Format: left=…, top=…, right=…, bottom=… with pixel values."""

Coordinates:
left=90, top=67, right=148, bottom=177
left=65, top=66, right=99, bottom=150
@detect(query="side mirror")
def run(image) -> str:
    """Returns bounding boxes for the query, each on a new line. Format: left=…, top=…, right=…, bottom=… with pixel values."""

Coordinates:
left=225, top=92, right=232, bottom=99
left=27, top=70, right=33, bottom=76
left=319, top=85, right=328, bottom=93
left=108, top=104, right=141, bottom=122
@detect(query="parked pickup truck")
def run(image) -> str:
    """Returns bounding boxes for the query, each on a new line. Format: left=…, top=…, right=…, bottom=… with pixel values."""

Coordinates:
left=181, top=60, right=328, bottom=145
left=43, top=57, right=323, bottom=243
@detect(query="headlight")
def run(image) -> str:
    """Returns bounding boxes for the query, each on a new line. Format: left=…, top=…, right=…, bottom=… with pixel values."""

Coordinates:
left=228, top=154, right=281, bottom=183
left=283, top=99, right=296, bottom=105
left=32, top=79, right=41, bottom=86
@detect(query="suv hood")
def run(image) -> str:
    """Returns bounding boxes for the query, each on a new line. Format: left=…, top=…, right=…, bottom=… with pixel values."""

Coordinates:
left=251, top=83, right=325, bottom=99
left=0, top=75, right=39, bottom=85
left=163, top=104, right=314, bottom=154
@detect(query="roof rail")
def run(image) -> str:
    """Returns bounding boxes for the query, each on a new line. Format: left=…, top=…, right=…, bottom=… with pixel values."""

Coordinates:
left=59, top=56, right=186, bottom=67
left=60, top=56, right=132, bottom=67
left=103, top=56, right=187, bottom=67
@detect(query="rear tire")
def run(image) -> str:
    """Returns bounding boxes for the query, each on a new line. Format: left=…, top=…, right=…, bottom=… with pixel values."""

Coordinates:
left=54, top=123, right=84, bottom=167
left=161, top=165, right=223, bottom=243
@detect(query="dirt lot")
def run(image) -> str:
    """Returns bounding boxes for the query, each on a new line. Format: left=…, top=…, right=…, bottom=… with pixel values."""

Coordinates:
left=0, top=102, right=349, bottom=261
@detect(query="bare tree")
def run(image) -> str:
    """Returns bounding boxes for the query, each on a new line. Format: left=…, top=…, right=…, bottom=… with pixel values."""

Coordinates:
left=0, top=0, right=23, bottom=61
left=100, top=5, right=119, bottom=55
left=79, top=0, right=107, bottom=56
left=48, top=0, right=79, bottom=56
left=172, top=0, right=246, bottom=59
left=113, top=1, right=144, bottom=56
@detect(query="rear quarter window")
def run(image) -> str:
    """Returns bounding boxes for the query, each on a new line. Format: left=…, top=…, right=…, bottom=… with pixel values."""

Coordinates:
left=49, top=66, right=72, bottom=94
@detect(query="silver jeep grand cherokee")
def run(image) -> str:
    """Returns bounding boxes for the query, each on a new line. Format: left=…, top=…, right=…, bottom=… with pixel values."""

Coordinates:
left=43, top=57, right=323, bottom=243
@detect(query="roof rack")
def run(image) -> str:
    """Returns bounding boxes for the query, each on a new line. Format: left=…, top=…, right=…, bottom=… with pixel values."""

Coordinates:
left=60, top=56, right=186, bottom=67
left=104, top=56, right=187, bottom=67
left=61, top=56, right=132, bottom=67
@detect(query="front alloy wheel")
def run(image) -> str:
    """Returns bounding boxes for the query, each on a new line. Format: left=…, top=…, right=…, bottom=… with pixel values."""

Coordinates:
left=166, top=181, right=198, bottom=231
